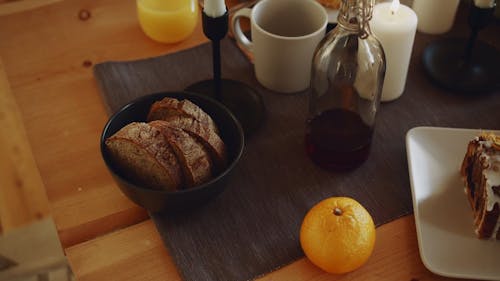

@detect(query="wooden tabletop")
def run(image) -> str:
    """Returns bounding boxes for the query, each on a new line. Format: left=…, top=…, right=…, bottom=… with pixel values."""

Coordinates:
left=0, top=0, right=496, bottom=280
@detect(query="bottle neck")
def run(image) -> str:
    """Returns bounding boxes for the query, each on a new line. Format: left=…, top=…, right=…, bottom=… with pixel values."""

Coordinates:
left=337, top=0, right=373, bottom=38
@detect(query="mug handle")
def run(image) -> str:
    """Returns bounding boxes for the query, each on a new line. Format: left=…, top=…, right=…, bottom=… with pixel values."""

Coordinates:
left=231, top=8, right=253, bottom=52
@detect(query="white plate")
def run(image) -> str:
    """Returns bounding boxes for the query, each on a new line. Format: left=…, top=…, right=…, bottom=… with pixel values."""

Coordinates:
left=406, top=127, right=500, bottom=280
left=325, top=7, right=339, bottom=23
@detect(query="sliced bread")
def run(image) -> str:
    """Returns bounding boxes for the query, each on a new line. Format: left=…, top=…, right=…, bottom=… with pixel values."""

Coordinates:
left=105, top=122, right=182, bottom=191
left=149, top=120, right=212, bottom=188
left=162, top=116, right=227, bottom=172
left=147, top=97, right=219, bottom=134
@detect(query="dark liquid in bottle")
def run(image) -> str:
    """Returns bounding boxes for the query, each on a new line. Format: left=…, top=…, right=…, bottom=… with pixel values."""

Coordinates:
left=305, top=108, right=373, bottom=171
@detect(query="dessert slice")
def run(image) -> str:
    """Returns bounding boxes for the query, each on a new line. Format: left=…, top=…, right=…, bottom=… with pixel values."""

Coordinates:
left=460, top=132, right=500, bottom=240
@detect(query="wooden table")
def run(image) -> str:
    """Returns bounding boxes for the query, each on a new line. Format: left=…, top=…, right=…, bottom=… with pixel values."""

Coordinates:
left=0, top=0, right=496, bottom=280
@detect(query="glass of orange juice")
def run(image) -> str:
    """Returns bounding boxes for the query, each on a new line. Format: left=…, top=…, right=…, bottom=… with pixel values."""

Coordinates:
left=137, top=0, right=199, bottom=43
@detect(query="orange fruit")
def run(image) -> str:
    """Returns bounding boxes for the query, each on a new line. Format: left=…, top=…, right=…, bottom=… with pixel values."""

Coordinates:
left=300, top=197, right=376, bottom=274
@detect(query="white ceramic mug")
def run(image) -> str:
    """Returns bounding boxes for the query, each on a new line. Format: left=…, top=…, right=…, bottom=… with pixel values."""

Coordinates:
left=412, top=0, right=460, bottom=34
left=232, top=0, right=327, bottom=94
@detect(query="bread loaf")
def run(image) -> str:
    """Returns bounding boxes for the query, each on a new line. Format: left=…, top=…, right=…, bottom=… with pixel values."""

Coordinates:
left=105, top=122, right=183, bottom=191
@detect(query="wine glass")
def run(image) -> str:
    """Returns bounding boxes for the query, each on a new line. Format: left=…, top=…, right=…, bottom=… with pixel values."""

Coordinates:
left=422, top=0, right=499, bottom=94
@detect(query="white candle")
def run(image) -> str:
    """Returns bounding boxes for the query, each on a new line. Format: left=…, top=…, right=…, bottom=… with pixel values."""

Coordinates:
left=370, top=0, right=417, bottom=102
left=474, top=0, right=495, bottom=8
left=412, top=0, right=460, bottom=34
left=204, top=0, right=226, bottom=18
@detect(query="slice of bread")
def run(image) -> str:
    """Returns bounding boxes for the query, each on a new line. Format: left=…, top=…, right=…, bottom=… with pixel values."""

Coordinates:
left=147, top=97, right=219, bottom=134
left=160, top=116, right=227, bottom=172
left=150, top=120, right=212, bottom=188
left=105, top=122, right=182, bottom=191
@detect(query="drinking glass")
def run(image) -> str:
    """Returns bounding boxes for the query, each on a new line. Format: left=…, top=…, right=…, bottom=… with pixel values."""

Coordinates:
left=137, top=0, right=199, bottom=43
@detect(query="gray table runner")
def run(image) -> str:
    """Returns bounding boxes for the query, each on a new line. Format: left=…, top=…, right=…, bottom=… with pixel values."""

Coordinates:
left=94, top=21, right=499, bottom=281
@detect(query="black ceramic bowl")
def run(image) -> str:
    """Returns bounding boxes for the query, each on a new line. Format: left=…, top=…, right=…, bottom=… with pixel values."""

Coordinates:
left=100, top=92, right=244, bottom=213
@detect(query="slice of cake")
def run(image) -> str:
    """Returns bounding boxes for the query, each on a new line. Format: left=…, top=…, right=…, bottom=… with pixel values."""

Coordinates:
left=460, top=132, right=500, bottom=240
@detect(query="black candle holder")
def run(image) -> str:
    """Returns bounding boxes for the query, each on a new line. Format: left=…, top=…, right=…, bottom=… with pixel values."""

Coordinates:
left=422, top=1, right=500, bottom=94
left=186, top=8, right=265, bottom=137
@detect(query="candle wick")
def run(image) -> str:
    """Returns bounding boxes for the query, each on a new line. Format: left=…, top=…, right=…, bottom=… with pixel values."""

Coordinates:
left=390, top=0, right=400, bottom=15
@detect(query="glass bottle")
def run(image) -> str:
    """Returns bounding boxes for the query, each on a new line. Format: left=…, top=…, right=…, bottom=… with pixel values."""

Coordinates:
left=305, top=0, right=385, bottom=171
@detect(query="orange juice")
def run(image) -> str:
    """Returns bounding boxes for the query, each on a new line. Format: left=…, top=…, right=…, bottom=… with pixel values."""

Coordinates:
left=137, top=0, right=199, bottom=43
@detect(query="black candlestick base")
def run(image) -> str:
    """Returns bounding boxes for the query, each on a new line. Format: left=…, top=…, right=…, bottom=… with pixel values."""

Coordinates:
left=185, top=79, right=266, bottom=137
left=422, top=38, right=500, bottom=94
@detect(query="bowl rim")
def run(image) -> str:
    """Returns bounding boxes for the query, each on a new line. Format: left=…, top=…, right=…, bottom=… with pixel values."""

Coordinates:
left=100, top=91, right=245, bottom=195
